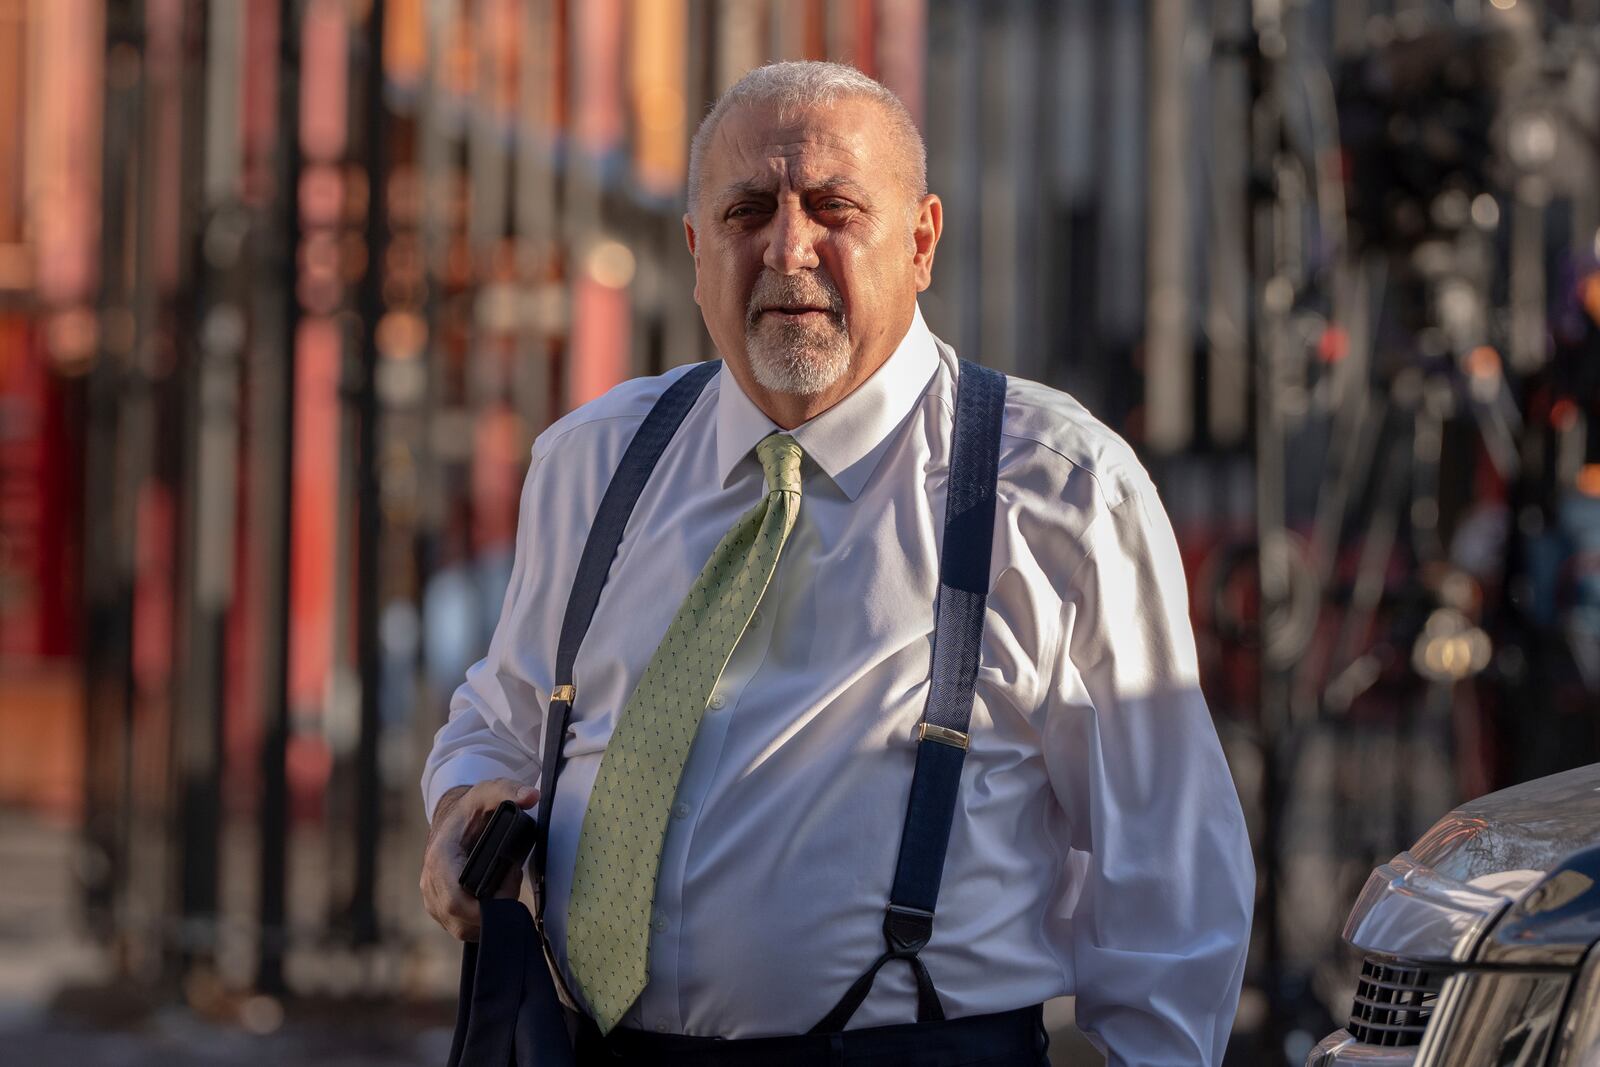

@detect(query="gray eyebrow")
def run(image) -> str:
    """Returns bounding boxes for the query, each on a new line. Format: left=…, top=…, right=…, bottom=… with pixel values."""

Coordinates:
left=717, top=175, right=872, bottom=203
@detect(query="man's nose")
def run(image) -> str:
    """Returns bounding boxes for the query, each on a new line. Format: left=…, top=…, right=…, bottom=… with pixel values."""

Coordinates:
left=762, top=202, right=821, bottom=274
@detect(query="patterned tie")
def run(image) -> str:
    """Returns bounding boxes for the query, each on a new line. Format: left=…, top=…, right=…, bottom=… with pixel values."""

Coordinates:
left=566, top=433, right=804, bottom=1034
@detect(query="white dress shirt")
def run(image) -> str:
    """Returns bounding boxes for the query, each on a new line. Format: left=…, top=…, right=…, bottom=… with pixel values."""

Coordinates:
left=422, top=303, right=1255, bottom=1066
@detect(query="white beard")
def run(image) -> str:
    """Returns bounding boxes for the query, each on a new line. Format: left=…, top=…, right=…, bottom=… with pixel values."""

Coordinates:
left=742, top=269, right=852, bottom=396
left=745, top=317, right=852, bottom=396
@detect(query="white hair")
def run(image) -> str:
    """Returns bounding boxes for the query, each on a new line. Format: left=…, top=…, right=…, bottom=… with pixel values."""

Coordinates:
left=686, top=61, right=928, bottom=218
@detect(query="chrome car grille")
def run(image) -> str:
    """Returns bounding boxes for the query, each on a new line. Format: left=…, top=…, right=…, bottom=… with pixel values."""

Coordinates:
left=1347, top=955, right=1445, bottom=1046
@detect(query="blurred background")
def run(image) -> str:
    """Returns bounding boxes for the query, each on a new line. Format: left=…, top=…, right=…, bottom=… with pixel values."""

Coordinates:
left=1, top=0, right=1598, bottom=1063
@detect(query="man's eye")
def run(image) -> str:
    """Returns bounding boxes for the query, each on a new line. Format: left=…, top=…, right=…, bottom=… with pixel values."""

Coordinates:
left=816, top=199, right=851, bottom=213
left=726, top=204, right=765, bottom=220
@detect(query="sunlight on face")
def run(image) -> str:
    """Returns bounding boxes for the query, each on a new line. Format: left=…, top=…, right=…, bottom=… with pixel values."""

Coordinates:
left=687, top=96, right=925, bottom=408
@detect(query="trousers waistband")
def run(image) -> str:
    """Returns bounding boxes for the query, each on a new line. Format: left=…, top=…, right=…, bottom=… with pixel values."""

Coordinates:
left=574, top=1003, right=1048, bottom=1067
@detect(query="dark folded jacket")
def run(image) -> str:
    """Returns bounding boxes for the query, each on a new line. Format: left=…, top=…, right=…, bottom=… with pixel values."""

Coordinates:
left=447, top=897, right=577, bottom=1067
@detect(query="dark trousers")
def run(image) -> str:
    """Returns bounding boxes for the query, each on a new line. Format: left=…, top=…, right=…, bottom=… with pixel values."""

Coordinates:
left=573, top=1004, right=1050, bottom=1066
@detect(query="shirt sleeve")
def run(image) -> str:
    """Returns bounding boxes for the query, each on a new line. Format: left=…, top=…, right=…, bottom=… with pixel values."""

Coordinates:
left=419, top=447, right=551, bottom=822
left=1041, top=485, right=1255, bottom=1066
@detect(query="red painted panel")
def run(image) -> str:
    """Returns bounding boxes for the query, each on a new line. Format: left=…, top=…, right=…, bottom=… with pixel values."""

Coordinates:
left=289, top=316, right=340, bottom=712
left=573, top=0, right=624, bottom=157
left=567, top=270, right=630, bottom=411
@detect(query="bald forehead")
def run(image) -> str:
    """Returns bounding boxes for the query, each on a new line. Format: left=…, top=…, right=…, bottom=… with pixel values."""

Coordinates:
left=715, top=104, right=871, bottom=174
left=698, top=97, right=918, bottom=211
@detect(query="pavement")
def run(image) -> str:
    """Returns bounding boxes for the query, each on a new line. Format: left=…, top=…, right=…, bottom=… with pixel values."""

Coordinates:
left=2, top=1002, right=458, bottom=1067
left=0, top=805, right=452, bottom=1065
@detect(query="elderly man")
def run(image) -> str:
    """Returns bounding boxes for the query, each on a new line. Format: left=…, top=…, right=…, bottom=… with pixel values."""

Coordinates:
left=421, top=61, right=1253, bottom=1066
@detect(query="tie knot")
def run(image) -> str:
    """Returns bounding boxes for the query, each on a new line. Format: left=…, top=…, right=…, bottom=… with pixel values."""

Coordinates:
left=756, top=434, right=803, bottom=494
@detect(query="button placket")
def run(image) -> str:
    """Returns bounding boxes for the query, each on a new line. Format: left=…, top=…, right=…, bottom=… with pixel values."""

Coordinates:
left=647, top=632, right=757, bottom=1034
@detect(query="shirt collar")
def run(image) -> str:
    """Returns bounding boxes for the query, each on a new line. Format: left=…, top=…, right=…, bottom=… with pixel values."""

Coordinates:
left=715, top=302, right=939, bottom=501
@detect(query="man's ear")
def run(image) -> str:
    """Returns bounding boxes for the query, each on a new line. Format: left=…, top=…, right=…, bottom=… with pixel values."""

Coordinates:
left=911, top=194, right=942, bottom=292
left=683, top=213, right=702, bottom=305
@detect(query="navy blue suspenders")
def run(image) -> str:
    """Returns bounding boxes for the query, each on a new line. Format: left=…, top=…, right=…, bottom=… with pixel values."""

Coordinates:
left=532, top=357, right=1007, bottom=1034
left=810, top=358, right=1006, bottom=1033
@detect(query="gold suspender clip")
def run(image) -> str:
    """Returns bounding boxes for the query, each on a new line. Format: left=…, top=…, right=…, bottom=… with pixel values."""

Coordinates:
left=552, top=684, right=576, bottom=703
left=917, top=722, right=969, bottom=750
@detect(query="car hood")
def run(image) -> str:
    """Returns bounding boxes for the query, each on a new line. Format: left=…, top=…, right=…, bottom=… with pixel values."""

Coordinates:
left=1409, top=763, right=1600, bottom=881
left=1343, top=763, right=1600, bottom=962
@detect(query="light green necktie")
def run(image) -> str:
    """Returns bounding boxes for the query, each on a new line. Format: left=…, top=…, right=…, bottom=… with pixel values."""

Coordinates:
left=566, top=433, right=804, bottom=1034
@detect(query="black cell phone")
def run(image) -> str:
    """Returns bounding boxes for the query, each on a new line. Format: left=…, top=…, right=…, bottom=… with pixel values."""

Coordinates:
left=459, top=800, right=539, bottom=901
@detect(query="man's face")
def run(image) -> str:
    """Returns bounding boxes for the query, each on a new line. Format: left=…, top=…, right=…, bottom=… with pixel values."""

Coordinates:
left=684, top=97, right=939, bottom=404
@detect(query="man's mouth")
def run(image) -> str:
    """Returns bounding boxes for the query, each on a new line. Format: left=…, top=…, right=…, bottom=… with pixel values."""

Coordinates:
left=760, top=305, right=835, bottom=319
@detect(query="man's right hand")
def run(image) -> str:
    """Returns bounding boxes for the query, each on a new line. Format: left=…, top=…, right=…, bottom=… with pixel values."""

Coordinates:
left=420, top=778, right=540, bottom=941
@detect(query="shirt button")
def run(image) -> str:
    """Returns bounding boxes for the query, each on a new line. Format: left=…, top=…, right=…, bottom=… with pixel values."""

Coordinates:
left=707, top=693, right=726, bottom=710
left=671, top=802, right=689, bottom=819
left=655, top=1022, right=669, bottom=1033
left=652, top=915, right=668, bottom=932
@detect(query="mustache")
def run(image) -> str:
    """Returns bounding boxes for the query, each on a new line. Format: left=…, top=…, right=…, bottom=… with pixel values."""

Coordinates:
left=745, top=272, right=844, bottom=327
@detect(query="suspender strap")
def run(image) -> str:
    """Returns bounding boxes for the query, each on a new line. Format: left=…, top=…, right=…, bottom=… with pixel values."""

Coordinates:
left=810, top=359, right=1007, bottom=1035
left=533, top=361, right=720, bottom=903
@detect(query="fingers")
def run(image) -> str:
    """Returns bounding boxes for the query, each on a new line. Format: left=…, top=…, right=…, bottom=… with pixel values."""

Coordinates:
left=472, top=777, right=541, bottom=811
left=421, top=777, right=540, bottom=939
left=424, top=868, right=482, bottom=941
left=456, top=779, right=540, bottom=845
